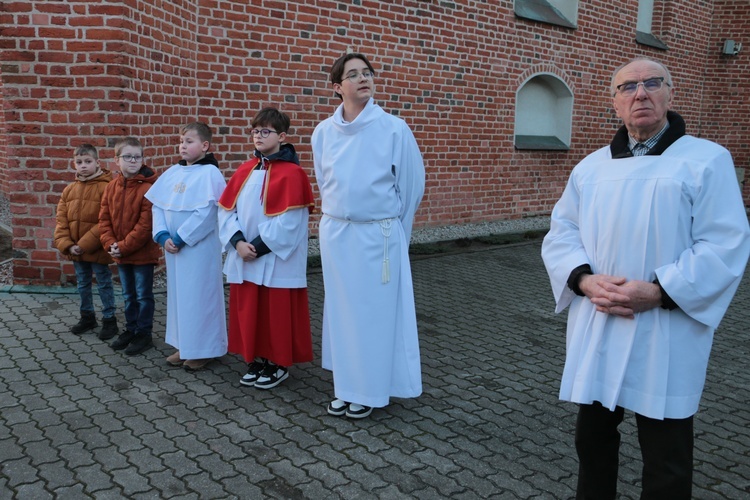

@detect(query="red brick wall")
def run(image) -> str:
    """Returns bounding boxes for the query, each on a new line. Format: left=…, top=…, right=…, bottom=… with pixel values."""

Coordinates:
left=701, top=0, right=750, bottom=202
left=0, top=77, right=7, bottom=198
left=0, top=0, right=748, bottom=285
left=1, top=0, right=201, bottom=283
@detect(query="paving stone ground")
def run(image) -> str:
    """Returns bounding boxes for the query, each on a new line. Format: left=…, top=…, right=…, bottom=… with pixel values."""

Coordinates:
left=1, top=240, right=749, bottom=499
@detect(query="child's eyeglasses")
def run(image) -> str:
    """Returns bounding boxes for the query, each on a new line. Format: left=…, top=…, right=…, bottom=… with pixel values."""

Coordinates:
left=251, top=129, right=279, bottom=138
left=118, top=155, right=143, bottom=162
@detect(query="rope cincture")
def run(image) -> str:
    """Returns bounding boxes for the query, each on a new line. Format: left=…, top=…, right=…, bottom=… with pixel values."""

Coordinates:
left=322, top=214, right=396, bottom=284
left=380, top=219, right=392, bottom=284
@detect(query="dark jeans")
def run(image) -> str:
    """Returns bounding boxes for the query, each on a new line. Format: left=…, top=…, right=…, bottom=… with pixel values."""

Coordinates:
left=117, top=264, right=155, bottom=335
left=575, top=402, right=693, bottom=500
left=73, top=261, right=116, bottom=318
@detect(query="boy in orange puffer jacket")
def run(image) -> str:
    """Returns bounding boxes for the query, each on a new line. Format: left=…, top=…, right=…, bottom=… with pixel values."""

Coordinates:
left=99, top=137, right=161, bottom=356
left=54, top=144, right=117, bottom=338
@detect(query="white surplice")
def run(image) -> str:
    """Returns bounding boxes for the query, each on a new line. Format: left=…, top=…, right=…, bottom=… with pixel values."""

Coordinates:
left=311, top=98, right=425, bottom=408
left=145, top=162, right=228, bottom=359
left=218, top=169, right=310, bottom=288
left=542, top=135, right=750, bottom=419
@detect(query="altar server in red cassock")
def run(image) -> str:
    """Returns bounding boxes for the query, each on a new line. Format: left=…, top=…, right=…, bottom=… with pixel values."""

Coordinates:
left=218, top=107, right=315, bottom=390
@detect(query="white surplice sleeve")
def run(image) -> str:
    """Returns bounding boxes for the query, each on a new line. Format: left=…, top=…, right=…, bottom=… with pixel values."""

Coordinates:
left=175, top=165, right=226, bottom=247
left=176, top=204, right=219, bottom=247
left=218, top=207, right=242, bottom=252
left=541, top=168, right=592, bottom=314
left=394, top=122, right=425, bottom=242
left=151, top=205, right=168, bottom=239
left=258, top=208, right=309, bottom=261
left=655, top=148, right=750, bottom=328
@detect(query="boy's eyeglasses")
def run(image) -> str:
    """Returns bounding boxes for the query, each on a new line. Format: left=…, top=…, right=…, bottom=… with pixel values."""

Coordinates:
left=614, top=77, right=670, bottom=97
left=344, top=70, right=374, bottom=83
left=251, top=129, right=279, bottom=138
left=118, top=155, right=143, bottom=162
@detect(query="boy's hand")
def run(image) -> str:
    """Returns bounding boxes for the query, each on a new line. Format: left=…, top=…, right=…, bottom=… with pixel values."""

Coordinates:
left=109, top=243, right=121, bottom=259
left=164, top=238, right=180, bottom=254
left=69, top=245, right=83, bottom=256
left=236, top=241, right=257, bottom=261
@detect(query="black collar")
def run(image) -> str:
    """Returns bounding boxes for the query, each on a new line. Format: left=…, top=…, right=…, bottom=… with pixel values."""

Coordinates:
left=610, top=111, right=686, bottom=159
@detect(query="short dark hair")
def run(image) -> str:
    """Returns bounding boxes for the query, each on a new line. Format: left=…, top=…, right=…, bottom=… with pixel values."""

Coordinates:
left=251, top=107, right=291, bottom=133
left=114, top=137, right=143, bottom=158
left=74, top=143, right=98, bottom=159
left=180, top=122, right=212, bottom=143
left=330, top=53, right=375, bottom=100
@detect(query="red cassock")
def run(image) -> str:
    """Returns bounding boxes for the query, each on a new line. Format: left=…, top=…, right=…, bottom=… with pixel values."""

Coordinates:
left=219, top=158, right=315, bottom=367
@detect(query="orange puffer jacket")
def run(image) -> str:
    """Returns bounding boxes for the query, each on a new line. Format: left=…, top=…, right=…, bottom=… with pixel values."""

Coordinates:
left=99, top=166, right=162, bottom=265
left=54, top=169, right=114, bottom=265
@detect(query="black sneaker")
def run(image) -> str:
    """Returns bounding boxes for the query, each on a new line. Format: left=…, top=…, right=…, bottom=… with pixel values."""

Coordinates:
left=240, top=359, right=267, bottom=387
left=345, top=404, right=373, bottom=419
left=327, top=399, right=349, bottom=416
left=124, top=334, right=153, bottom=356
left=111, top=330, right=136, bottom=350
left=254, top=363, right=288, bottom=390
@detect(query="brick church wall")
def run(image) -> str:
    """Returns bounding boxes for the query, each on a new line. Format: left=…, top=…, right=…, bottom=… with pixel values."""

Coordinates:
left=701, top=0, right=750, bottom=202
left=0, top=77, right=7, bottom=198
left=0, top=0, right=748, bottom=285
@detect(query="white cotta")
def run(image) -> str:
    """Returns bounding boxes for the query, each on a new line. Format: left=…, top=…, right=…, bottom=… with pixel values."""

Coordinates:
left=218, top=169, right=310, bottom=288
left=542, top=135, right=750, bottom=419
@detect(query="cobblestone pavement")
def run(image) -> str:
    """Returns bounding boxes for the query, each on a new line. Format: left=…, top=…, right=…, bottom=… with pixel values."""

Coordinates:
left=1, top=241, right=749, bottom=499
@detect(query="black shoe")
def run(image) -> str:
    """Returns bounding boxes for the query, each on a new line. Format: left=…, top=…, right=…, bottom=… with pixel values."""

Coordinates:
left=98, top=317, right=118, bottom=340
left=345, top=404, right=373, bottom=419
left=240, top=359, right=267, bottom=387
left=111, top=330, right=136, bottom=350
left=254, top=363, right=288, bottom=390
left=124, top=334, right=153, bottom=356
left=71, top=312, right=98, bottom=334
left=327, top=399, right=349, bottom=416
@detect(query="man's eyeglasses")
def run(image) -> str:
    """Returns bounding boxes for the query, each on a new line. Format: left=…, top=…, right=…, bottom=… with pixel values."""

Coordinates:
left=615, top=77, right=670, bottom=97
left=251, top=129, right=279, bottom=138
left=118, top=155, right=143, bottom=162
left=344, top=70, right=374, bottom=83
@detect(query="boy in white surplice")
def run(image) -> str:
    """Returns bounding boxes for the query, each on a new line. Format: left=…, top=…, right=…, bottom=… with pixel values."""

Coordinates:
left=145, top=122, right=227, bottom=372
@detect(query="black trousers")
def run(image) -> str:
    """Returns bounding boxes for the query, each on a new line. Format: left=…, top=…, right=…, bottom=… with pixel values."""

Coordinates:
left=575, top=402, right=693, bottom=500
